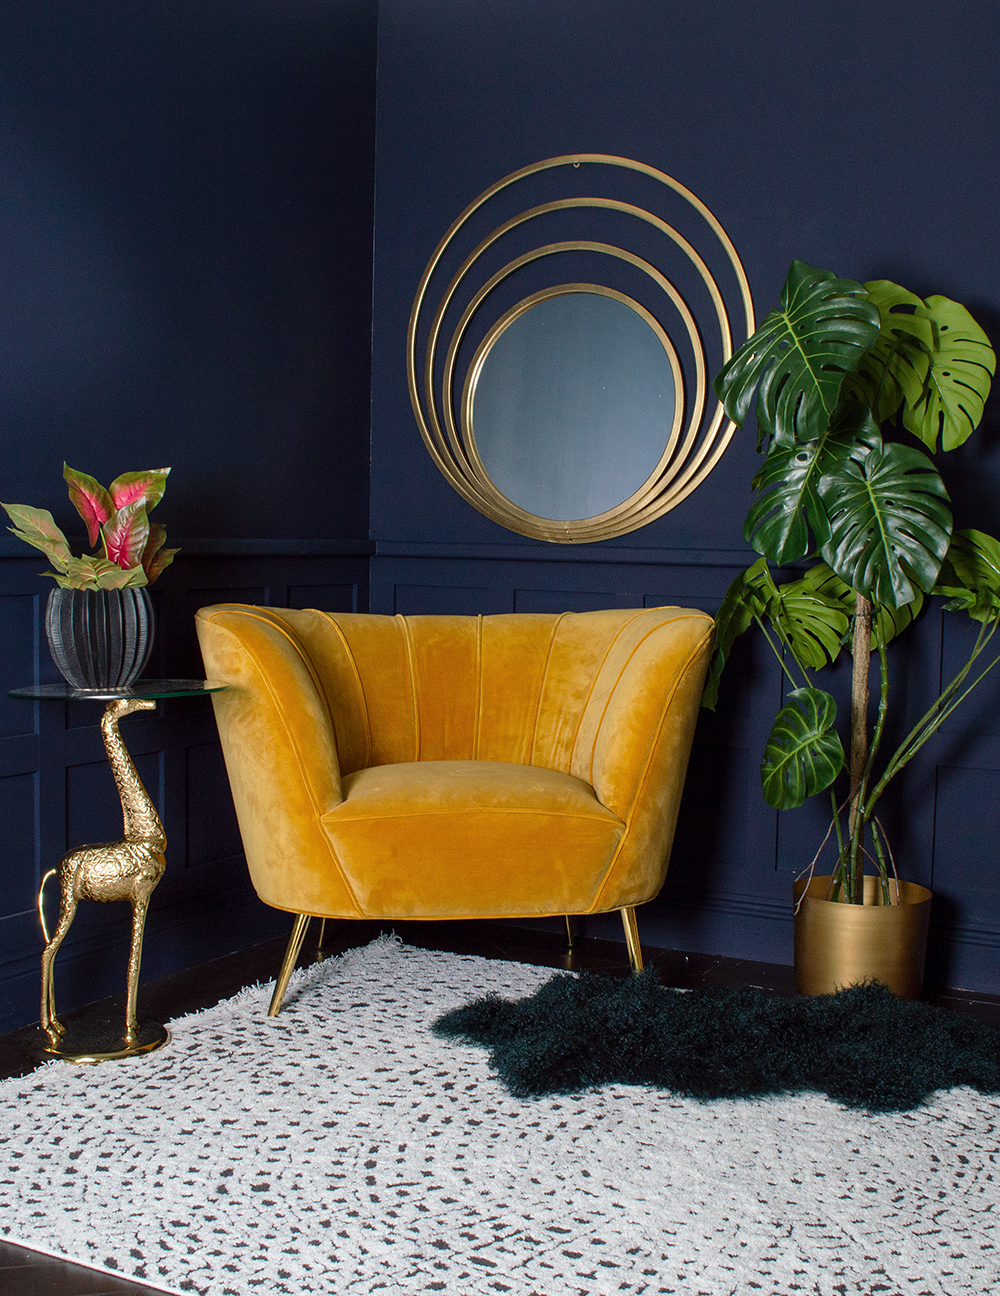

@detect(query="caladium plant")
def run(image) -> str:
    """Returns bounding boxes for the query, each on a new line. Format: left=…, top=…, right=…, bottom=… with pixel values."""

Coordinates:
left=705, top=261, right=998, bottom=905
left=2, top=464, right=178, bottom=590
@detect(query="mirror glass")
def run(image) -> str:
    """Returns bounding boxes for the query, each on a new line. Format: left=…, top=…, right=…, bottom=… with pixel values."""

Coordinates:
left=469, top=291, right=677, bottom=521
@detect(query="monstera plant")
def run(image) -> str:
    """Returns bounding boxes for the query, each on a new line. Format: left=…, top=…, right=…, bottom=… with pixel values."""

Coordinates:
left=704, top=260, right=998, bottom=906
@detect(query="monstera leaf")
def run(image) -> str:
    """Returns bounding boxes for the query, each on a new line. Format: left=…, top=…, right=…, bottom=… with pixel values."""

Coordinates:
left=760, top=687, right=844, bottom=810
left=933, top=529, right=1000, bottom=621
left=744, top=439, right=830, bottom=563
left=770, top=565, right=853, bottom=670
left=744, top=401, right=882, bottom=564
left=701, top=558, right=778, bottom=710
left=871, top=589, right=925, bottom=647
left=714, top=261, right=880, bottom=449
left=818, top=439, right=952, bottom=608
left=901, top=297, right=995, bottom=452
left=841, top=280, right=933, bottom=424
left=776, top=561, right=923, bottom=659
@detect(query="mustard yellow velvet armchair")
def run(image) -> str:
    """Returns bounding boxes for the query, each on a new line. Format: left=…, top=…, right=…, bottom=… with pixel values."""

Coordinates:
left=195, top=605, right=713, bottom=1013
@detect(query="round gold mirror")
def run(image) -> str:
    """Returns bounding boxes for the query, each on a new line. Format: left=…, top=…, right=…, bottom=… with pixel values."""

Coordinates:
left=408, top=155, right=754, bottom=543
left=464, top=286, right=682, bottom=523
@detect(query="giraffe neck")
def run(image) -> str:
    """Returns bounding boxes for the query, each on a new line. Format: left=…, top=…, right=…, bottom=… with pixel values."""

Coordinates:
left=101, top=711, right=166, bottom=848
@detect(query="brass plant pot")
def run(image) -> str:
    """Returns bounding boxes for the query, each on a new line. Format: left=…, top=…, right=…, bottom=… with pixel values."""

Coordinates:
left=792, top=874, right=932, bottom=999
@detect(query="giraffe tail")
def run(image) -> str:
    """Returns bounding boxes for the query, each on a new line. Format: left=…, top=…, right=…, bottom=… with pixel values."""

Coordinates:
left=38, top=869, right=58, bottom=943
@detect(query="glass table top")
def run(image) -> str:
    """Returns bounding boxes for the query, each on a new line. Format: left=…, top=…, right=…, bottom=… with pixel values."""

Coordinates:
left=9, top=679, right=228, bottom=702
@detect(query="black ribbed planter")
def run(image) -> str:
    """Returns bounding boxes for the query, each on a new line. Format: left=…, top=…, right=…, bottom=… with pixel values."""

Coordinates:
left=45, top=587, right=154, bottom=691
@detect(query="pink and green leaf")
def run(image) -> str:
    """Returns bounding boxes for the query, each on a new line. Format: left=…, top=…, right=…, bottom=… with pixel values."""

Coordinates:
left=49, top=554, right=147, bottom=590
left=145, top=546, right=178, bottom=583
left=54, top=557, right=146, bottom=590
left=95, top=559, right=147, bottom=589
left=101, top=498, right=150, bottom=569
left=141, top=523, right=178, bottom=583
left=63, top=464, right=114, bottom=546
left=9, top=464, right=172, bottom=588
left=2, top=503, right=73, bottom=565
left=108, top=468, right=170, bottom=513
left=142, top=522, right=166, bottom=562
left=50, top=555, right=102, bottom=589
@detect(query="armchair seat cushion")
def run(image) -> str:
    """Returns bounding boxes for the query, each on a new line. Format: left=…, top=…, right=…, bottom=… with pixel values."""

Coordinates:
left=322, top=760, right=624, bottom=919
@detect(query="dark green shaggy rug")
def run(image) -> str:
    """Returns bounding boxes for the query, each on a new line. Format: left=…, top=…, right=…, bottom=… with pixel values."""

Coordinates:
left=432, top=970, right=1000, bottom=1112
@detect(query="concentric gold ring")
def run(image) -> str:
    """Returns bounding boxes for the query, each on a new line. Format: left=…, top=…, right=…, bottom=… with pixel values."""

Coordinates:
left=407, top=154, right=754, bottom=543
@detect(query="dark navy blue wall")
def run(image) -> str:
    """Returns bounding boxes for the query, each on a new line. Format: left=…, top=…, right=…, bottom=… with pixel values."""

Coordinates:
left=0, top=1, right=377, bottom=1031
left=0, top=0, right=376, bottom=538
left=371, top=0, right=1000, bottom=989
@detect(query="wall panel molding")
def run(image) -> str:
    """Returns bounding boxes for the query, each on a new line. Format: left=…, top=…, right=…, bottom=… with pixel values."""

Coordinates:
left=0, top=537, right=375, bottom=560
left=376, top=539, right=753, bottom=567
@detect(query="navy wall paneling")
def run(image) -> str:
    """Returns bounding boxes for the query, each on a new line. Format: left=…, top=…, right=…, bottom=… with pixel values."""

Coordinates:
left=370, top=542, right=1000, bottom=994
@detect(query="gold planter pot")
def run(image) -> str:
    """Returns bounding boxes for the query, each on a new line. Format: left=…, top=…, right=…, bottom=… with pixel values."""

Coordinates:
left=792, top=875, right=932, bottom=999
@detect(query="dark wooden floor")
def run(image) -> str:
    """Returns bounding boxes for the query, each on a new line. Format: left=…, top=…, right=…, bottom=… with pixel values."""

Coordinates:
left=2, top=918, right=999, bottom=1295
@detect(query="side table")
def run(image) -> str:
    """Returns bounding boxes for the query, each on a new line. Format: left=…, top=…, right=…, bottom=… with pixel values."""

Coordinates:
left=9, top=679, right=227, bottom=1064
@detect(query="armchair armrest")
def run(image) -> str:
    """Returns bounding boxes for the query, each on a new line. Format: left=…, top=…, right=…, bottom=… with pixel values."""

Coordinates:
left=589, top=612, right=712, bottom=821
left=196, top=605, right=360, bottom=917
left=580, top=611, right=713, bottom=911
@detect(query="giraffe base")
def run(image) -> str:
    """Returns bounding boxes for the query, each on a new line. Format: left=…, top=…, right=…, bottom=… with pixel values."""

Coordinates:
left=23, top=1019, right=169, bottom=1064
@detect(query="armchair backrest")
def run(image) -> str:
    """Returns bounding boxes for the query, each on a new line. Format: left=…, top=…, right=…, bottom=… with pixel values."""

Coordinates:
left=240, top=607, right=711, bottom=784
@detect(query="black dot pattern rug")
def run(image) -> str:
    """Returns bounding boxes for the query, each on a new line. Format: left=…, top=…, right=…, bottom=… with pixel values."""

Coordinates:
left=3, top=940, right=999, bottom=1295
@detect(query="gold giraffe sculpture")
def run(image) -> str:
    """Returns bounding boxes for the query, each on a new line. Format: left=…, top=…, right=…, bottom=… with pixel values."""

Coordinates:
left=39, top=696, right=167, bottom=1049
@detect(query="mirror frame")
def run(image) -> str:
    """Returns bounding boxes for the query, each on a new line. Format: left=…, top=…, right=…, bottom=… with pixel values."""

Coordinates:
left=407, top=154, right=754, bottom=543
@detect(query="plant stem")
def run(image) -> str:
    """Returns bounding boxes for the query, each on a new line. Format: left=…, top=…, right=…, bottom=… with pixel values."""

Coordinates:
left=849, top=634, right=891, bottom=893
left=864, top=612, right=1000, bottom=815
left=753, top=614, right=808, bottom=691
left=848, top=594, right=873, bottom=902
left=830, top=787, right=846, bottom=859
left=824, top=788, right=848, bottom=901
left=869, top=818, right=892, bottom=904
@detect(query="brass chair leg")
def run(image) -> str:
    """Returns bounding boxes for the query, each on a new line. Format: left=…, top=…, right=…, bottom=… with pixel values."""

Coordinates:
left=268, top=913, right=312, bottom=1017
left=313, top=917, right=328, bottom=962
left=621, top=906, right=643, bottom=973
left=564, top=915, right=574, bottom=951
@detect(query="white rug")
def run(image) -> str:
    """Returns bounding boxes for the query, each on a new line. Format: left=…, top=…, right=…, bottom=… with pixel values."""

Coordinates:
left=1, top=937, right=998, bottom=1296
